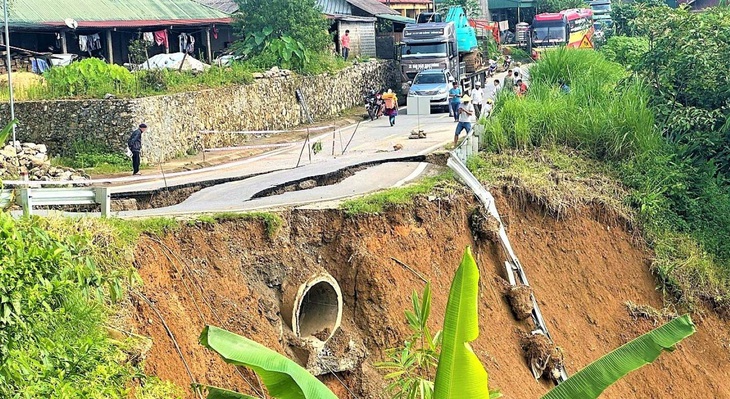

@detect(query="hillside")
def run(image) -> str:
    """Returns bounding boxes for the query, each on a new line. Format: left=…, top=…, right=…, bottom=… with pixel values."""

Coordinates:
left=124, top=161, right=730, bottom=398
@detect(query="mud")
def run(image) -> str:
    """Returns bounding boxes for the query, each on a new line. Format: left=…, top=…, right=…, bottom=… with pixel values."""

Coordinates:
left=507, top=285, right=535, bottom=321
left=125, top=191, right=730, bottom=399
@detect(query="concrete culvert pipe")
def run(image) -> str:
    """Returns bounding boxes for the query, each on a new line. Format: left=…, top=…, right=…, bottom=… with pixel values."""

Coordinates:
left=282, top=271, right=343, bottom=342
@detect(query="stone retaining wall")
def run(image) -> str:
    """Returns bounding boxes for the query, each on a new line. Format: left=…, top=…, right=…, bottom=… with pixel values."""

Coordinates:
left=1, top=60, right=398, bottom=162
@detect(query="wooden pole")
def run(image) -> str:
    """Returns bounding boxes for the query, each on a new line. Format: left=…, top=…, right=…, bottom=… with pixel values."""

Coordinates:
left=106, top=30, right=114, bottom=63
left=206, top=27, right=213, bottom=63
left=61, top=31, right=68, bottom=53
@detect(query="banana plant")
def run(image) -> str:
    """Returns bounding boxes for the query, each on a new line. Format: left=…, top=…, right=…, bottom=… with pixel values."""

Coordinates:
left=433, top=247, right=494, bottom=399
left=198, top=325, right=338, bottom=399
left=0, top=119, right=17, bottom=144
left=542, top=314, right=695, bottom=399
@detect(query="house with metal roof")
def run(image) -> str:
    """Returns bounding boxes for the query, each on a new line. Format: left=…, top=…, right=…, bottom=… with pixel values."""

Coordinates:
left=3, top=0, right=236, bottom=66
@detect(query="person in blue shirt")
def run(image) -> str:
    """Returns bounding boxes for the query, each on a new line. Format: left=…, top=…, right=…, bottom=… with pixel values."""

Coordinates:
left=448, top=81, right=462, bottom=122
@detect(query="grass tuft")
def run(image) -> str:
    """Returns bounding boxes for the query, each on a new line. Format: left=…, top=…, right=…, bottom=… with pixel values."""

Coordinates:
left=190, top=211, right=283, bottom=238
left=340, top=172, right=457, bottom=216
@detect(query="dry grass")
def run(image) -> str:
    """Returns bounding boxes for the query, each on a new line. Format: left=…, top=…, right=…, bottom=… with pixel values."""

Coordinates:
left=625, top=301, right=679, bottom=326
left=467, top=148, right=635, bottom=226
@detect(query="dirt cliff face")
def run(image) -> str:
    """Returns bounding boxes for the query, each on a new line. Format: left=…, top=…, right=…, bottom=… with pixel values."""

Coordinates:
left=129, top=193, right=730, bottom=399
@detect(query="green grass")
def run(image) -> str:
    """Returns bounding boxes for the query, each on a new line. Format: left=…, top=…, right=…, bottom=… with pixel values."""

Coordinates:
left=341, top=172, right=457, bottom=216
left=189, top=211, right=283, bottom=238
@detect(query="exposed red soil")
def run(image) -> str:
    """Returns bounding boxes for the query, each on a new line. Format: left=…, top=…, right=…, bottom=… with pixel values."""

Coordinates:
left=129, top=192, right=730, bottom=398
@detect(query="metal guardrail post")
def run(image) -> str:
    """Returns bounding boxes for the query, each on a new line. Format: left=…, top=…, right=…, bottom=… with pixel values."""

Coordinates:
left=18, top=187, right=31, bottom=217
left=95, top=187, right=111, bottom=217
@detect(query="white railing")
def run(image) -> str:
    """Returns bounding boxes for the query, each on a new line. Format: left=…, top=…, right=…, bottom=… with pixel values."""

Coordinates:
left=0, top=186, right=111, bottom=217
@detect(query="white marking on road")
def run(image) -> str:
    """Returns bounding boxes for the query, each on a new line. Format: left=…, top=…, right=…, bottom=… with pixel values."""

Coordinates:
left=394, top=162, right=428, bottom=187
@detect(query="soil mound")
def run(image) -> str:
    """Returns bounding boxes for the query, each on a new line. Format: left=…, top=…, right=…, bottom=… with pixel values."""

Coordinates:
left=126, top=193, right=730, bottom=398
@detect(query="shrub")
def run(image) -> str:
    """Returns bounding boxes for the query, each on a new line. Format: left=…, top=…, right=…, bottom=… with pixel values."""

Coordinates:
left=44, top=58, right=135, bottom=98
left=600, top=36, right=649, bottom=70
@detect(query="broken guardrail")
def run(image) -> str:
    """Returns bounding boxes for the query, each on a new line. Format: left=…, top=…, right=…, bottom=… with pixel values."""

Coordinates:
left=0, top=186, right=111, bottom=217
left=447, top=126, right=569, bottom=383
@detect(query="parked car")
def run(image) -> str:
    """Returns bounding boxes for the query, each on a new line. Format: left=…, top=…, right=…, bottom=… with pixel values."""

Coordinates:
left=407, top=68, right=455, bottom=113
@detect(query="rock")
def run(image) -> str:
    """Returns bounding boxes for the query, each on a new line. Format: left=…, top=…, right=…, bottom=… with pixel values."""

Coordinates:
left=393, top=143, right=403, bottom=151
left=298, top=179, right=317, bottom=190
left=0, top=145, right=16, bottom=158
left=37, top=144, right=47, bottom=153
left=269, top=66, right=280, bottom=73
left=253, top=72, right=264, bottom=79
left=23, top=142, right=37, bottom=149
left=104, top=93, right=115, bottom=99
left=71, top=174, right=84, bottom=181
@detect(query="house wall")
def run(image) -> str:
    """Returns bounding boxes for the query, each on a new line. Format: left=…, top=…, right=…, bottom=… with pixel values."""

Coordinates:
left=1, top=60, right=398, bottom=162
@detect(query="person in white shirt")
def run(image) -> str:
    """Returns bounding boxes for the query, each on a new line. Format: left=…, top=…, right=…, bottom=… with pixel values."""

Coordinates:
left=471, top=81, right=484, bottom=118
left=482, top=98, right=494, bottom=118
left=454, top=95, right=475, bottom=147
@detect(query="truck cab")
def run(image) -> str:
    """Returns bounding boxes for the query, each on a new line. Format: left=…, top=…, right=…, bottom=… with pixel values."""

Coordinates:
left=589, top=0, right=612, bottom=26
left=400, top=22, right=458, bottom=82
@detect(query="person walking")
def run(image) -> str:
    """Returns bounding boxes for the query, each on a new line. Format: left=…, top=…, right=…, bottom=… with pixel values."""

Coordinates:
left=382, top=89, right=398, bottom=126
left=482, top=98, right=494, bottom=118
left=341, top=30, right=351, bottom=61
left=504, top=70, right=514, bottom=91
left=492, top=79, right=501, bottom=98
left=454, top=95, right=474, bottom=147
left=471, top=81, right=484, bottom=119
left=128, top=123, right=146, bottom=175
left=448, top=81, right=462, bottom=122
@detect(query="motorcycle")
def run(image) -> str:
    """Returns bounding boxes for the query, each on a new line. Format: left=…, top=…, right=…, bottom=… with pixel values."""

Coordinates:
left=364, top=89, right=384, bottom=121
left=487, top=59, right=498, bottom=77
left=502, top=55, right=513, bottom=70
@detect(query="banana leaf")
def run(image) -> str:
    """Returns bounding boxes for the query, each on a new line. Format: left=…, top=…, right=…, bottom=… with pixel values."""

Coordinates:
left=543, top=314, right=696, bottom=399
left=0, top=120, right=17, bottom=145
left=433, top=247, right=490, bottom=399
left=199, top=326, right=338, bottom=399
left=193, top=384, right=259, bottom=399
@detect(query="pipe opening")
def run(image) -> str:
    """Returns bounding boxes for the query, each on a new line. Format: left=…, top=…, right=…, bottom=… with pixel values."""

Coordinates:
left=297, top=281, right=340, bottom=338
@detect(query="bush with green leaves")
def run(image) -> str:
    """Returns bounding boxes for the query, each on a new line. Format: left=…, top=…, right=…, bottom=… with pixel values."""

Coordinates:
left=0, top=214, right=138, bottom=398
left=44, top=58, right=135, bottom=98
left=599, top=36, right=649, bottom=70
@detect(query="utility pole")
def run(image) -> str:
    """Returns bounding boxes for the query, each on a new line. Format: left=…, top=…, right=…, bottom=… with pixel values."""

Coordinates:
left=3, top=0, right=15, bottom=145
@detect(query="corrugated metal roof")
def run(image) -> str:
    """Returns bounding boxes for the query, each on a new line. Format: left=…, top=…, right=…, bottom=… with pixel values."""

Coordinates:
left=191, top=0, right=240, bottom=14
left=347, top=0, right=399, bottom=15
left=6, top=0, right=233, bottom=29
left=376, top=13, right=416, bottom=23
left=317, top=0, right=353, bottom=15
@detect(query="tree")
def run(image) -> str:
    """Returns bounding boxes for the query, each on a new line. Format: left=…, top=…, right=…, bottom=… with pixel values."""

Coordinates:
left=232, top=0, right=331, bottom=55
left=535, top=0, right=587, bottom=14
left=438, top=0, right=483, bottom=19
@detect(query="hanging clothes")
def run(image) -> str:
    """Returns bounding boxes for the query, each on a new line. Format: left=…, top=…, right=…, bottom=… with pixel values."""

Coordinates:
left=143, top=32, right=154, bottom=44
left=31, top=58, right=50, bottom=74
left=212, top=25, right=219, bottom=40
left=186, top=36, right=195, bottom=55
left=154, top=30, right=169, bottom=51
left=178, top=33, right=188, bottom=53
left=89, top=33, right=102, bottom=51
left=79, top=35, right=89, bottom=52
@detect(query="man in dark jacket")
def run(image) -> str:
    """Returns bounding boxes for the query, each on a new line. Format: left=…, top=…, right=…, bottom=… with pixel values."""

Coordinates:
left=128, top=123, right=146, bottom=175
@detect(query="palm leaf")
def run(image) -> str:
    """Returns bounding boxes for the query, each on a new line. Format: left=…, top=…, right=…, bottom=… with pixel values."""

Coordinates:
left=542, top=314, right=696, bottom=399
left=199, top=326, right=338, bottom=399
left=433, top=247, right=490, bottom=398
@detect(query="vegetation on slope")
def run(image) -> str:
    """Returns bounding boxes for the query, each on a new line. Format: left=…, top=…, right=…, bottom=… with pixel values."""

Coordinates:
left=478, top=43, right=730, bottom=314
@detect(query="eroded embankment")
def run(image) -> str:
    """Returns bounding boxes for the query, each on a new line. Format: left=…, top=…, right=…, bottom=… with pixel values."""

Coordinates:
left=127, top=193, right=730, bottom=398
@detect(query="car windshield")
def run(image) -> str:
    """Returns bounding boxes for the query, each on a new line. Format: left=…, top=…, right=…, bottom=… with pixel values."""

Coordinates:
left=592, top=4, right=610, bottom=11
left=401, top=43, right=448, bottom=57
left=593, top=22, right=604, bottom=31
left=413, top=73, right=446, bottom=85
left=532, top=22, right=566, bottom=42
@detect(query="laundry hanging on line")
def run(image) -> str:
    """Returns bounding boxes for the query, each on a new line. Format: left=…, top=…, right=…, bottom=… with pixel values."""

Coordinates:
left=31, top=58, right=50, bottom=74
left=143, top=32, right=154, bottom=44
left=154, top=30, right=169, bottom=50
left=78, top=33, right=102, bottom=52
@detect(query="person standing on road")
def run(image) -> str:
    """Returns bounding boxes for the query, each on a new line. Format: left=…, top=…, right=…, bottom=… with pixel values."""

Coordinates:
left=471, top=81, right=484, bottom=119
left=492, top=79, right=501, bottom=98
left=482, top=98, right=494, bottom=118
left=454, top=95, right=474, bottom=147
left=128, top=123, right=146, bottom=176
left=382, top=89, right=398, bottom=126
left=448, top=81, right=462, bottom=122
left=341, top=30, right=351, bottom=61
left=504, top=70, right=514, bottom=91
